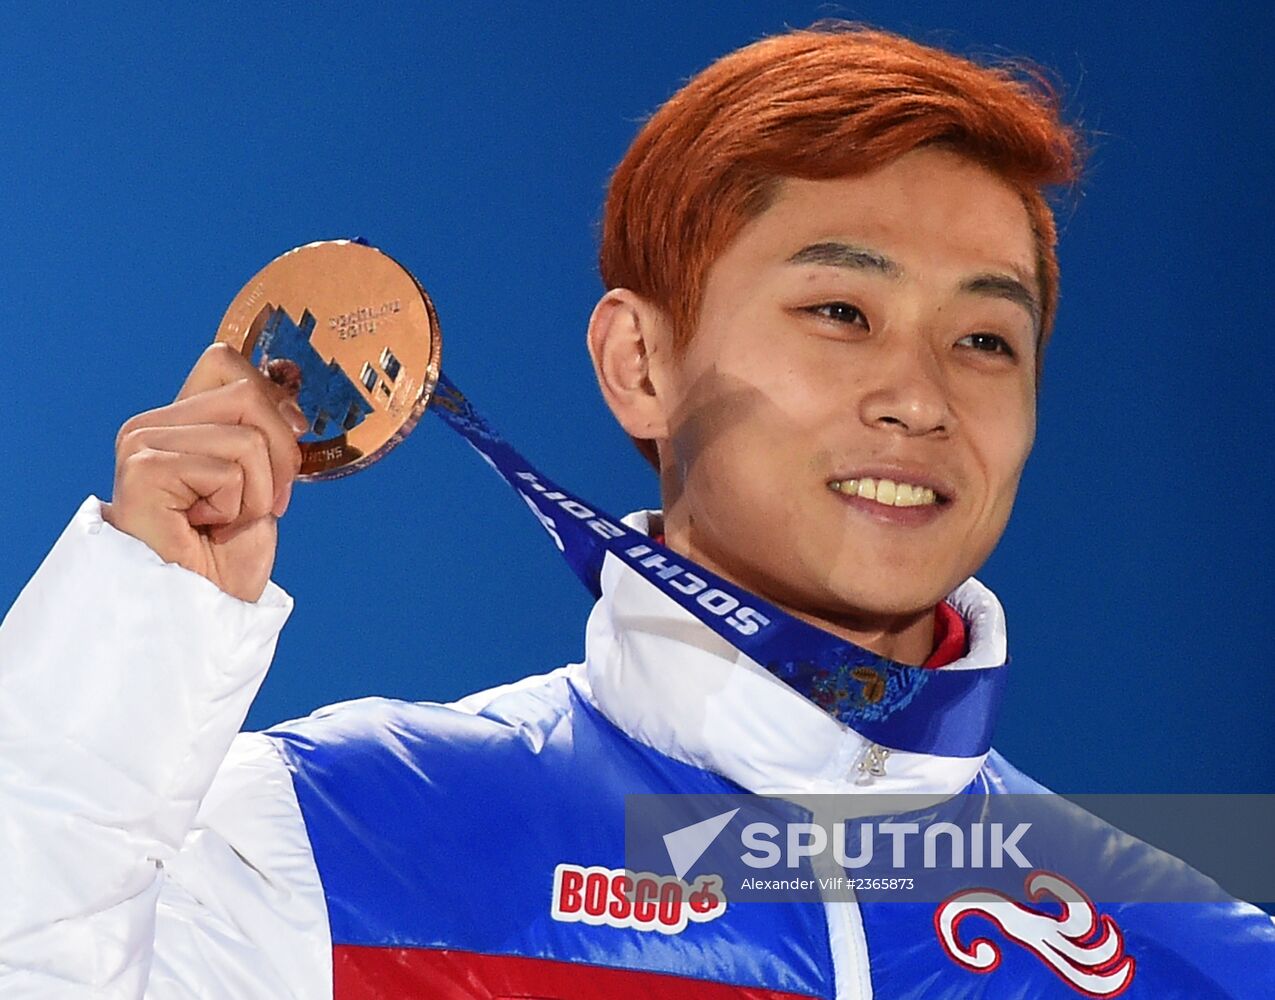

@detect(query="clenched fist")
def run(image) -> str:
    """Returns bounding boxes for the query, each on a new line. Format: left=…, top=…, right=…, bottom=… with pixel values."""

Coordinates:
left=101, top=343, right=309, bottom=602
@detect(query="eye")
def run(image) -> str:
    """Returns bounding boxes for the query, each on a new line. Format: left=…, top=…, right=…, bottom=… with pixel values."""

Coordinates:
left=804, top=302, right=870, bottom=329
left=956, top=332, right=1016, bottom=358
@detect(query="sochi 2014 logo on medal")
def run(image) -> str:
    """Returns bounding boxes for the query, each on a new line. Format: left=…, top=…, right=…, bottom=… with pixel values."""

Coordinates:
left=215, top=239, right=442, bottom=479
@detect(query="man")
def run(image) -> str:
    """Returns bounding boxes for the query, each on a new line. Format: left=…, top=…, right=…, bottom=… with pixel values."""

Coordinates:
left=1, top=23, right=1271, bottom=1000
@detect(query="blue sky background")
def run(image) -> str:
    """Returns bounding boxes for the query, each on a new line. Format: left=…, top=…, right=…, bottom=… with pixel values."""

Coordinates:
left=1, top=2, right=1270, bottom=795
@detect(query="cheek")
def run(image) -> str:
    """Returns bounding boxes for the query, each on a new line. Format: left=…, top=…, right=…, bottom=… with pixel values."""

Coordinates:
left=671, top=339, right=826, bottom=472
left=669, top=372, right=830, bottom=547
left=673, top=395, right=799, bottom=502
left=977, top=390, right=1036, bottom=511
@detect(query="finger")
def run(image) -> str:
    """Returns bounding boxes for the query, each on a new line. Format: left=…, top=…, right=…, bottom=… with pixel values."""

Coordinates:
left=207, top=513, right=273, bottom=547
left=116, top=423, right=275, bottom=525
left=179, top=343, right=307, bottom=431
left=177, top=342, right=275, bottom=403
left=172, top=342, right=307, bottom=513
left=119, top=378, right=305, bottom=514
left=115, top=447, right=246, bottom=531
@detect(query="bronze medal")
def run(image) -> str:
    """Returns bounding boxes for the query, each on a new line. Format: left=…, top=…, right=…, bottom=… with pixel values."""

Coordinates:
left=215, top=239, right=441, bottom=480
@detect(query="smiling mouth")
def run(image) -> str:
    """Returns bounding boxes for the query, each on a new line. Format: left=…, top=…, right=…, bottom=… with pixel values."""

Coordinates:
left=828, top=477, right=942, bottom=508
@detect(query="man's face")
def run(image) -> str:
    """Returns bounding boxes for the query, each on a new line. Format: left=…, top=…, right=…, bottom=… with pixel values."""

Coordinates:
left=656, top=146, right=1039, bottom=625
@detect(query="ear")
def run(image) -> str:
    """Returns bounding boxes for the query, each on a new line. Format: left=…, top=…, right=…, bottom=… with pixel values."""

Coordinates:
left=586, top=288, right=675, bottom=442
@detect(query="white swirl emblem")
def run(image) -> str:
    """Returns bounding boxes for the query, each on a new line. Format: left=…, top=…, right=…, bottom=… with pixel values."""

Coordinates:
left=935, top=870, right=1135, bottom=996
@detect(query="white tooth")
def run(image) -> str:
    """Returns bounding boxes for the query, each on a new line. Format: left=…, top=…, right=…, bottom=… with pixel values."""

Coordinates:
left=859, top=478, right=877, bottom=500
left=922, top=487, right=936, bottom=505
left=876, top=479, right=896, bottom=505
left=894, top=483, right=914, bottom=507
left=846, top=479, right=858, bottom=496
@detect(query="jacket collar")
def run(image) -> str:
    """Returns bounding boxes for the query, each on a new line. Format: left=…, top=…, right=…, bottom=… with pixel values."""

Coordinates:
left=573, top=511, right=1008, bottom=797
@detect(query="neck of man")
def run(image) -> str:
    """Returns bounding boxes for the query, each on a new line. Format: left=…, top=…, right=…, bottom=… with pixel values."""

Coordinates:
left=774, top=600, right=937, bottom=667
left=652, top=511, right=938, bottom=667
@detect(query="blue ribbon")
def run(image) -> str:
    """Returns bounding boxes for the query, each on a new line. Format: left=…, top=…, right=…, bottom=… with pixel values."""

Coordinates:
left=430, top=373, right=1006, bottom=758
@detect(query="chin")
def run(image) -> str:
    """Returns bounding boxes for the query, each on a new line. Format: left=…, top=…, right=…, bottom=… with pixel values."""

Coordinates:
left=810, top=571, right=960, bottom=622
left=839, top=591, right=948, bottom=622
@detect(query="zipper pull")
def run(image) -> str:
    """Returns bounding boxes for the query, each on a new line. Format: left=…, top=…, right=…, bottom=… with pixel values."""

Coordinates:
left=854, top=743, right=891, bottom=785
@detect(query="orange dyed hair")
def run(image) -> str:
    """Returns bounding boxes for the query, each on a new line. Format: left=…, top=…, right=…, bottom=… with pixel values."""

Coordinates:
left=599, top=23, right=1083, bottom=469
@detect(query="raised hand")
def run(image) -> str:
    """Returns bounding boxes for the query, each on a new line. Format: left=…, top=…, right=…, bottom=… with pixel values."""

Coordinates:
left=102, top=343, right=308, bottom=602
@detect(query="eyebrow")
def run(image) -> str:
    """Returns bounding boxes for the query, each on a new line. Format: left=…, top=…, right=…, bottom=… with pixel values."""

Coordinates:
left=785, top=240, right=1041, bottom=332
left=786, top=241, right=900, bottom=276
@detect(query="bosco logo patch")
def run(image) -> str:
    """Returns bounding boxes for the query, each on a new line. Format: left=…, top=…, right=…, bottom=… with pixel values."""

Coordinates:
left=551, top=863, right=727, bottom=935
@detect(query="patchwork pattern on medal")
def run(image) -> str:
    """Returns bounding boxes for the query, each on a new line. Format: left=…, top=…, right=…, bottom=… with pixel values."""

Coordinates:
left=252, top=305, right=373, bottom=442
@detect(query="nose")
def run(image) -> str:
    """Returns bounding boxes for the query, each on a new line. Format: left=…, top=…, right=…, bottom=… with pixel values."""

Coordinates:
left=857, top=343, right=952, bottom=438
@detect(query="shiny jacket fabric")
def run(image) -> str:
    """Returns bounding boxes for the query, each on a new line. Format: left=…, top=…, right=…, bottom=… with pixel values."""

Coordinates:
left=1, top=498, right=1271, bottom=998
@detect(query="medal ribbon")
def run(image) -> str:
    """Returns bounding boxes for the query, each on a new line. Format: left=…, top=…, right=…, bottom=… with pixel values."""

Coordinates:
left=429, top=373, right=1005, bottom=758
